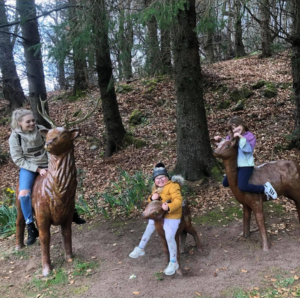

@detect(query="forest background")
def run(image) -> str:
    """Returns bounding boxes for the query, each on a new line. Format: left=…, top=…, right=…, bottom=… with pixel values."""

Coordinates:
left=1, top=0, right=300, bottom=298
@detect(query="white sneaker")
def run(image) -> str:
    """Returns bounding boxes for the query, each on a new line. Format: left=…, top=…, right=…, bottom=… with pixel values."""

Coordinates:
left=129, top=247, right=145, bottom=258
left=264, top=182, right=277, bottom=200
left=164, top=262, right=179, bottom=275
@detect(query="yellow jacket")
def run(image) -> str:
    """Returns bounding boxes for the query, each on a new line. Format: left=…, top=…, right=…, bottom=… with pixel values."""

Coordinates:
left=148, top=180, right=183, bottom=219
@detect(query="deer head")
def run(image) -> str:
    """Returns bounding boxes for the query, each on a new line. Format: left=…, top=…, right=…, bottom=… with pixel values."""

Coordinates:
left=40, top=127, right=80, bottom=156
left=142, top=201, right=166, bottom=220
left=213, top=138, right=239, bottom=160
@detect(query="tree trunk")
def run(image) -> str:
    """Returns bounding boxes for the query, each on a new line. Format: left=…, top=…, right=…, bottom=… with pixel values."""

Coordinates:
left=91, top=0, right=126, bottom=157
left=161, top=28, right=172, bottom=73
left=119, top=1, right=133, bottom=80
left=69, top=0, right=88, bottom=94
left=145, top=0, right=160, bottom=76
left=260, top=0, right=272, bottom=58
left=290, top=0, right=300, bottom=149
left=0, top=0, right=25, bottom=110
left=16, top=0, right=50, bottom=128
left=172, top=0, right=220, bottom=181
left=234, top=0, right=246, bottom=58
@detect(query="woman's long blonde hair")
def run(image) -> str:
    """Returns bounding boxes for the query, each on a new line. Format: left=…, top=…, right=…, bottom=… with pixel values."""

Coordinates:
left=11, top=109, right=34, bottom=130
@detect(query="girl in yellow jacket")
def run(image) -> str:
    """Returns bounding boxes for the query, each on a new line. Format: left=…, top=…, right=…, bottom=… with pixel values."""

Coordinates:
left=129, top=163, right=184, bottom=276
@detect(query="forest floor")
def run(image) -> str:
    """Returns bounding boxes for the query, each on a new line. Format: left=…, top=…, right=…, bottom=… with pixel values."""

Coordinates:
left=1, top=52, right=300, bottom=298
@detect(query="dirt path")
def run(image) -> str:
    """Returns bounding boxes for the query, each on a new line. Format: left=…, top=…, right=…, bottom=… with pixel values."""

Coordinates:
left=1, top=203, right=300, bottom=298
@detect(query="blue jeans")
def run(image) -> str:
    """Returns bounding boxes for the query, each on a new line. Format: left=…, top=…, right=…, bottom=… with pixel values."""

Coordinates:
left=223, top=167, right=264, bottom=193
left=19, top=168, right=38, bottom=224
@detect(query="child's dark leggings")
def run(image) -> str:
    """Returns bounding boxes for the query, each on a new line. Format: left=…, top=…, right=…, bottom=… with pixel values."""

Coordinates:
left=222, top=166, right=264, bottom=193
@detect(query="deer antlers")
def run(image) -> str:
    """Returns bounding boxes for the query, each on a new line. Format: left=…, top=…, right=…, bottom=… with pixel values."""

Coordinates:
left=37, top=94, right=100, bottom=128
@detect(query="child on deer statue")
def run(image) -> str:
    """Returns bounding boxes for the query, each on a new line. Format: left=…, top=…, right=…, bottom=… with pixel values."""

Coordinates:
left=214, top=116, right=277, bottom=200
left=9, top=109, right=86, bottom=246
left=129, top=162, right=184, bottom=276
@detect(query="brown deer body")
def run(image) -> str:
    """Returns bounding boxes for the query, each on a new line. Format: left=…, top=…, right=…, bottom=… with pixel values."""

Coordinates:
left=142, top=200, right=202, bottom=275
left=213, top=139, right=300, bottom=251
left=15, top=127, right=79, bottom=276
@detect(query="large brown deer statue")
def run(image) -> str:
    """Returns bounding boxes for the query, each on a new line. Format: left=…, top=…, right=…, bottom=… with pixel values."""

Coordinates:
left=15, top=97, right=98, bottom=276
left=213, top=138, right=300, bottom=251
left=142, top=200, right=202, bottom=275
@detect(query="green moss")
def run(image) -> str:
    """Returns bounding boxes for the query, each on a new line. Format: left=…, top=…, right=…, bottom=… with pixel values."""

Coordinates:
left=115, top=84, right=134, bottom=94
left=73, top=286, right=89, bottom=295
left=193, top=201, right=243, bottom=226
left=252, top=80, right=266, bottom=90
left=265, top=201, right=284, bottom=216
left=68, top=90, right=86, bottom=102
left=209, top=165, right=223, bottom=182
left=217, top=100, right=231, bottom=110
left=229, top=88, right=243, bottom=102
left=129, top=110, right=143, bottom=126
left=142, top=78, right=158, bottom=86
left=232, top=99, right=245, bottom=111
left=262, top=82, right=278, bottom=98
left=123, top=134, right=146, bottom=149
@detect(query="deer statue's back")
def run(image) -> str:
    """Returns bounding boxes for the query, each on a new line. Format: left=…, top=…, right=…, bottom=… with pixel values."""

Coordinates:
left=213, top=138, right=300, bottom=251
left=16, top=127, right=80, bottom=276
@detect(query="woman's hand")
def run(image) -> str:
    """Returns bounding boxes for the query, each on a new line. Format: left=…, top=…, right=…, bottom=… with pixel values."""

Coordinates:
left=37, top=168, right=48, bottom=176
left=214, top=136, right=222, bottom=141
left=152, top=193, right=160, bottom=200
left=162, top=202, right=169, bottom=211
left=233, top=132, right=242, bottom=138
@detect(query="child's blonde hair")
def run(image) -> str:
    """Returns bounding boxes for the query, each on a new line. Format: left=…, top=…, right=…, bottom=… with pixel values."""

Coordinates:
left=11, top=109, right=34, bottom=130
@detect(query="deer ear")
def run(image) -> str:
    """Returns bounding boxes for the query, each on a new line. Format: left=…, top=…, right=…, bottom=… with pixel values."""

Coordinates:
left=39, top=129, right=49, bottom=138
left=69, top=128, right=80, bottom=140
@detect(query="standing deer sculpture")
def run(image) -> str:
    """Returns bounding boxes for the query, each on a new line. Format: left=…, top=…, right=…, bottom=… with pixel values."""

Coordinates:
left=142, top=200, right=202, bottom=275
left=213, top=138, right=300, bottom=251
left=15, top=97, right=98, bottom=276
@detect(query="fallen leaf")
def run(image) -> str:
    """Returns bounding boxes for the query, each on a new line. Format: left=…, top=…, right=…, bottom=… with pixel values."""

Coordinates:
left=113, top=243, right=117, bottom=246
left=133, top=291, right=140, bottom=295
left=241, top=269, right=247, bottom=273
left=294, top=275, right=299, bottom=280
left=67, top=259, right=73, bottom=263
left=270, top=278, right=277, bottom=282
left=195, top=292, right=202, bottom=297
left=91, top=256, right=96, bottom=259
left=213, top=272, right=217, bottom=277
left=5, top=276, right=10, bottom=279
left=254, top=287, right=259, bottom=290
left=69, top=280, right=75, bottom=284
left=86, top=269, right=92, bottom=272
left=184, top=267, right=190, bottom=271
left=25, top=275, right=31, bottom=279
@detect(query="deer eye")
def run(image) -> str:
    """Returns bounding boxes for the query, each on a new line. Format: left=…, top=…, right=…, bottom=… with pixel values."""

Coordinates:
left=63, top=135, right=67, bottom=139
left=154, top=211, right=158, bottom=215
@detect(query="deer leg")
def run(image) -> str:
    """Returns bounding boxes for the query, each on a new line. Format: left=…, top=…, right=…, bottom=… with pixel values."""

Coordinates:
left=175, top=234, right=183, bottom=276
left=160, top=236, right=169, bottom=265
left=15, top=201, right=25, bottom=250
left=185, top=226, right=202, bottom=252
left=292, top=199, right=300, bottom=224
left=38, top=223, right=52, bottom=276
left=253, top=208, right=270, bottom=251
left=180, top=231, right=187, bottom=254
left=243, top=205, right=252, bottom=238
left=61, top=221, right=73, bottom=261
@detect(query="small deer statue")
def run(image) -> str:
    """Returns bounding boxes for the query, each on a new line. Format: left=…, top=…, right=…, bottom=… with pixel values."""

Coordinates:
left=142, top=200, right=202, bottom=275
left=213, top=138, right=300, bottom=251
left=15, top=96, right=98, bottom=276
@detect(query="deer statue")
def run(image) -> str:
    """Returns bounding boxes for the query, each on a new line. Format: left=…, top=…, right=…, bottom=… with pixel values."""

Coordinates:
left=213, top=138, right=300, bottom=251
left=15, top=96, right=99, bottom=276
left=142, top=200, right=202, bottom=275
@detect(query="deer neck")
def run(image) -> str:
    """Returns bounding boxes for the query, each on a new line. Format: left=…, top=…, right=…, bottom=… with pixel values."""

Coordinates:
left=47, top=147, right=77, bottom=196
left=223, top=156, right=238, bottom=188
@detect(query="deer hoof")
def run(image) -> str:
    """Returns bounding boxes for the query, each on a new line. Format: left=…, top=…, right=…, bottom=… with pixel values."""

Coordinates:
left=15, top=244, right=25, bottom=250
left=176, top=268, right=183, bottom=276
left=42, top=266, right=51, bottom=277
